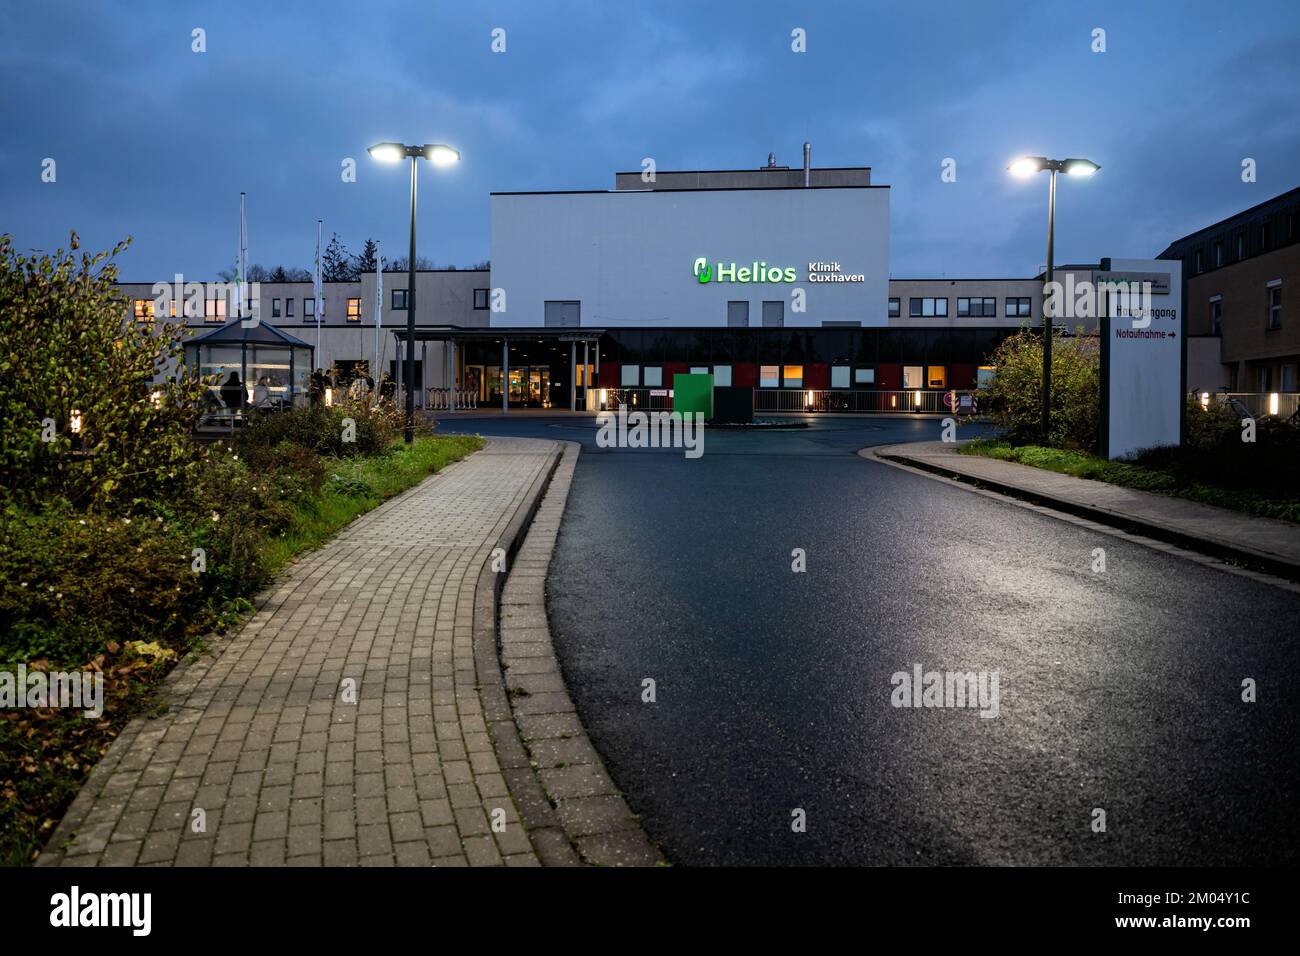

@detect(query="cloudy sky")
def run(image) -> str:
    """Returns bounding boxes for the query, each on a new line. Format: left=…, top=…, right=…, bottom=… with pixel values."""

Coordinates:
left=3, top=0, right=1298, bottom=281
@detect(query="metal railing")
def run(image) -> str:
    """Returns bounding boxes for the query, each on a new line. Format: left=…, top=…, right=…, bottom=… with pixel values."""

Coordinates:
left=427, top=387, right=479, bottom=410
left=603, top=388, right=674, bottom=411
left=1203, top=391, right=1300, bottom=419
left=755, top=389, right=981, bottom=414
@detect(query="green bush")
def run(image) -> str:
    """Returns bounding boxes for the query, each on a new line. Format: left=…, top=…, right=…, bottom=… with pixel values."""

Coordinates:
left=984, top=328, right=1100, bottom=451
left=235, top=398, right=416, bottom=458
left=0, top=506, right=200, bottom=665
left=0, top=233, right=209, bottom=512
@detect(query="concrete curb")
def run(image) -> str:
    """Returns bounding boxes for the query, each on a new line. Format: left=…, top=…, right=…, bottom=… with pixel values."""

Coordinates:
left=866, top=442, right=1300, bottom=583
left=483, top=442, right=665, bottom=866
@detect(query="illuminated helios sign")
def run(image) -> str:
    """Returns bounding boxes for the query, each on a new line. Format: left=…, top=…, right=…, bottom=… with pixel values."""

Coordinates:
left=691, top=257, right=864, bottom=284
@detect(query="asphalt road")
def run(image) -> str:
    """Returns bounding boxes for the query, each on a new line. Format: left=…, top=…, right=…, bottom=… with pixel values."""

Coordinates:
left=437, top=413, right=1300, bottom=865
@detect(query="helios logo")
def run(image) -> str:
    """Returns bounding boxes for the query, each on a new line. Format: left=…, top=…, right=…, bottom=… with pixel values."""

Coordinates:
left=692, top=257, right=796, bottom=284
left=50, top=886, right=151, bottom=936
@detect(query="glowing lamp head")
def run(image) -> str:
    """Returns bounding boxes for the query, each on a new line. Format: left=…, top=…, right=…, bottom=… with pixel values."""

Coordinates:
left=1007, top=156, right=1044, bottom=178
left=367, top=142, right=405, bottom=163
left=1063, top=158, right=1100, bottom=177
left=425, top=144, right=460, bottom=166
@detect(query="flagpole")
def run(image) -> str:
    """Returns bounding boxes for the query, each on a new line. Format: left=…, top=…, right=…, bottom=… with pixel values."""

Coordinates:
left=314, top=219, right=323, bottom=363
left=237, top=192, right=248, bottom=320
left=374, top=241, right=383, bottom=384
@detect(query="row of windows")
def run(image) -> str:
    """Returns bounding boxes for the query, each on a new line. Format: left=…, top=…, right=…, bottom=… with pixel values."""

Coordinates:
left=1206, top=281, right=1284, bottom=334
left=618, top=363, right=996, bottom=390
left=886, top=296, right=1033, bottom=319
left=134, top=289, right=493, bottom=323
left=1190, top=208, right=1298, bottom=275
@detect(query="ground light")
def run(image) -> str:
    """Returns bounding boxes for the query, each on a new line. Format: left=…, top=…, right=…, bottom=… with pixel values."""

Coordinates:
left=1006, top=154, right=1101, bottom=440
left=1201, top=391, right=1210, bottom=410
left=1270, top=392, right=1280, bottom=416
left=368, top=140, right=460, bottom=442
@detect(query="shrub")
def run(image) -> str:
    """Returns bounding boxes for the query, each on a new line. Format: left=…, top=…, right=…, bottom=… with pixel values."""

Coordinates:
left=236, top=398, right=417, bottom=458
left=984, top=328, right=1100, bottom=451
left=0, top=506, right=200, bottom=665
left=0, top=233, right=209, bottom=512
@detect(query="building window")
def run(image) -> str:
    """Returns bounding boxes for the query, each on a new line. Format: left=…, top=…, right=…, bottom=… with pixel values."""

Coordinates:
left=727, top=301, right=749, bottom=327
left=761, top=300, right=784, bottom=328
left=621, top=365, right=639, bottom=387
left=1214, top=242, right=1223, bottom=268
left=976, top=366, right=996, bottom=388
left=1267, top=284, right=1282, bottom=329
left=782, top=365, right=803, bottom=388
left=957, top=297, right=996, bottom=318
left=1237, top=234, right=1246, bottom=260
left=132, top=299, right=153, bottom=321
left=1195, top=250, right=1204, bottom=274
left=204, top=297, right=227, bottom=323
left=713, top=365, right=732, bottom=386
left=926, top=366, right=947, bottom=388
left=1209, top=298, right=1222, bottom=335
left=902, top=366, right=924, bottom=389
left=643, top=366, right=663, bottom=387
left=303, top=298, right=315, bottom=321
left=831, top=366, right=850, bottom=388
left=854, top=367, right=875, bottom=385
left=285, top=298, right=294, bottom=318
left=909, top=297, right=948, bottom=318
left=1260, top=224, right=1271, bottom=251
left=272, top=298, right=281, bottom=318
left=1006, top=297, right=1032, bottom=318
left=392, top=289, right=408, bottom=310
left=759, top=365, right=779, bottom=388
left=346, top=298, right=361, bottom=322
left=473, top=288, right=489, bottom=310
left=1282, top=365, right=1295, bottom=393
left=888, top=297, right=900, bottom=318
left=544, top=300, right=580, bottom=327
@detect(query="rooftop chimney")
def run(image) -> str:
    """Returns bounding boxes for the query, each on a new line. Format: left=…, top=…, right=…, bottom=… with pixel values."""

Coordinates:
left=803, top=142, right=811, bottom=187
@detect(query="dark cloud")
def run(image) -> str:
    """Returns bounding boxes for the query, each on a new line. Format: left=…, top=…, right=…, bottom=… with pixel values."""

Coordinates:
left=2, top=0, right=1296, bottom=279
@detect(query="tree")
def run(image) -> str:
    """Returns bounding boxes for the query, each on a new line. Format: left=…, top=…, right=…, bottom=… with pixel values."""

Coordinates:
left=269, top=265, right=290, bottom=283
left=0, top=232, right=209, bottom=511
left=321, top=232, right=355, bottom=282
left=984, top=328, right=1100, bottom=451
left=354, top=238, right=380, bottom=274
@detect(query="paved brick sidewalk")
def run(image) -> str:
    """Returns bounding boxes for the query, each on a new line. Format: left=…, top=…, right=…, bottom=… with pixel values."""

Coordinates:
left=870, top=440, right=1300, bottom=579
left=38, top=437, right=559, bottom=867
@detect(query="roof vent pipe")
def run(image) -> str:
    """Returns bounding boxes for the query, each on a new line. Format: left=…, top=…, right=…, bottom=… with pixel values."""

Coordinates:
left=803, top=142, right=811, bottom=186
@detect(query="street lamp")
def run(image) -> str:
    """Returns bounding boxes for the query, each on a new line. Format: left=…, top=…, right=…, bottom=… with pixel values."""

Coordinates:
left=1007, top=155, right=1099, bottom=441
left=368, top=141, right=461, bottom=442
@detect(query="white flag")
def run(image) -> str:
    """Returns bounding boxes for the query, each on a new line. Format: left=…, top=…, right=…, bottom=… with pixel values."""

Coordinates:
left=314, top=219, right=323, bottom=360
left=374, top=241, right=383, bottom=380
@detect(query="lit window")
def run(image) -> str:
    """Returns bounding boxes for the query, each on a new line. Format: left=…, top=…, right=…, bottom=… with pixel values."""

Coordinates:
left=133, top=299, right=153, bottom=321
left=712, top=365, right=732, bottom=386
left=643, top=366, right=662, bottom=387
left=854, top=367, right=875, bottom=385
left=976, top=366, right=996, bottom=388
left=831, top=366, right=850, bottom=388
left=347, top=298, right=361, bottom=322
left=927, top=366, right=947, bottom=388
left=620, top=365, right=639, bottom=387
left=782, top=365, right=804, bottom=388
left=204, top=297, right=227, bottom=323
left=902, top=366, right=924, bottom=389
left=759, top=365, right=779, bottom=388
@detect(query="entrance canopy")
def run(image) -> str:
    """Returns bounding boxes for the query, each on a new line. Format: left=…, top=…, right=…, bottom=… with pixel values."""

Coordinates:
left=391, top=326, right=604, bottom=412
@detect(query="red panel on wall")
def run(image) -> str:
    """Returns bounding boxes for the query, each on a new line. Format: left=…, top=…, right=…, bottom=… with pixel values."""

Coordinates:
left=949, top=363, right=976, bottom=389
left=602, top=362, right=619, bottom=388
left=664, top=363, right=691, bottom=384
left=732, top=363, right=758, bottom=387
left=876, top=363, right=902, bottom=389
left=805, top=363, right=830, bottom=389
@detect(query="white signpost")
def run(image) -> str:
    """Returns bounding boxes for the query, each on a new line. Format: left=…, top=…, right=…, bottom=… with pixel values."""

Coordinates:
left=1098, top=257, right=1183, bottom=459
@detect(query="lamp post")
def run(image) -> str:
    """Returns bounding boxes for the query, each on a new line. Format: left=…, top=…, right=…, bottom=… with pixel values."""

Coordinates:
left=368, top=141, right=460, bottom=442
left=1007, top=155, right=1099, bottom=441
